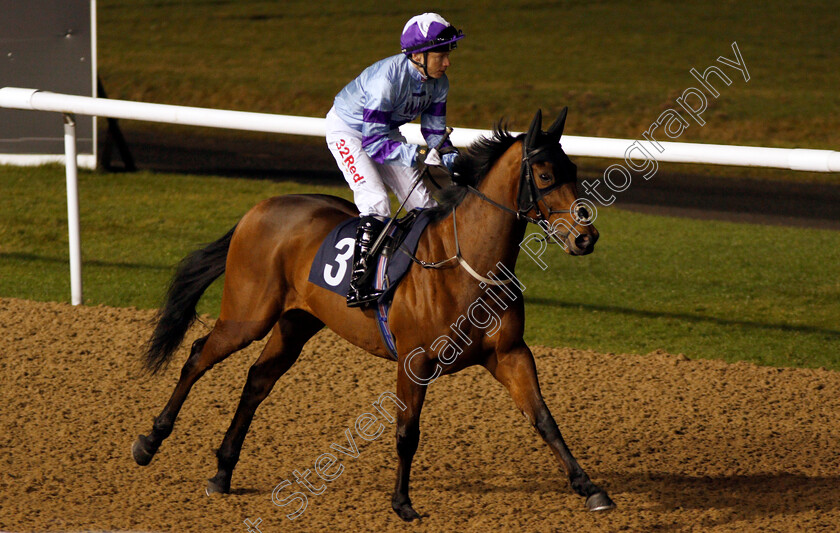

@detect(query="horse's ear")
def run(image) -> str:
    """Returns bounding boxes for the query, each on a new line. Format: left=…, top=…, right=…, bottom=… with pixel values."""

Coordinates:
left=547, top=106, right=568, bottom=141
left=525, top=109, right=542, bottom=150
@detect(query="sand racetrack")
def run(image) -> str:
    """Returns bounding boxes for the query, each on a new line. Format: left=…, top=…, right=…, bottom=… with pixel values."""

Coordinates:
left=1, top=297, right=839, bottom=532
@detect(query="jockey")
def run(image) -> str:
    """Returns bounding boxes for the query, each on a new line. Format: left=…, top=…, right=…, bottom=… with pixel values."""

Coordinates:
left=325, top=12, right=464, bottom=308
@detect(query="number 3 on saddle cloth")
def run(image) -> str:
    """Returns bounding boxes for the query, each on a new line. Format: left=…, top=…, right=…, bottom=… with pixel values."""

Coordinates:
left=307, top=209, right=434, bottom=360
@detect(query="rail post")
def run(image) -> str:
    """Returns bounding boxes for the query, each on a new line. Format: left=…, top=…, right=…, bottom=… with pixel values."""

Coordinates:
left=63, top=113, right=83, bottom=305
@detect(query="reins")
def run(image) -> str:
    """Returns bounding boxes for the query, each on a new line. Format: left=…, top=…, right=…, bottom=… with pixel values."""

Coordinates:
left=399, top=109, right=583, bottom=286
left=400, top=142, right=571, bottom=287
left=402, top=206, right=513, bottom=286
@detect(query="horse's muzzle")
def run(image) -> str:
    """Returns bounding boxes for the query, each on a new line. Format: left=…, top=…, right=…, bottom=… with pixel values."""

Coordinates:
left=568, top=229, right=599, bottom=256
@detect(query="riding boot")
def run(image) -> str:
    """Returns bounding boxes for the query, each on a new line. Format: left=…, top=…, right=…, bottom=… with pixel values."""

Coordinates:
left=346, top=215, right=386, bottom=308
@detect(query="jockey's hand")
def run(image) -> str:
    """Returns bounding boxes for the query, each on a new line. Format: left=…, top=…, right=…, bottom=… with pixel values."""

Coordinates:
left=442, top=152, right=458, bottom=173
left=424, top=148, right=442, bottom=167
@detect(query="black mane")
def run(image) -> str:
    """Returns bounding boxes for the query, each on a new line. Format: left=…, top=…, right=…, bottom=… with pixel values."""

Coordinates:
left=426, top=123, right=522, bottom=222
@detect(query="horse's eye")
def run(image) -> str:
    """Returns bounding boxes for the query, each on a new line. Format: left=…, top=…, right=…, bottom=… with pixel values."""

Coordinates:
left=539, top=173, right=552, bottom=182
left=576, top=206, right=591, bottom=221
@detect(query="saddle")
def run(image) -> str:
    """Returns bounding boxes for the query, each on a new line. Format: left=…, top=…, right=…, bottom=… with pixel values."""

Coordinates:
left=307, top=209, right=434, bottom=360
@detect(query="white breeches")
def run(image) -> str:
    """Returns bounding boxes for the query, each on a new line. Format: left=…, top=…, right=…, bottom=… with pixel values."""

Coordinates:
left=325, top=108, right=437, bottom=217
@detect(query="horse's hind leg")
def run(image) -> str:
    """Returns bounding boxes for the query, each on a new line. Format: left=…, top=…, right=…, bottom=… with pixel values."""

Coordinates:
left=484, top=345, right=615, bottom=512
left=132, top=317, right=276, bottom=466
left=206, top=313, right=323, bottom=495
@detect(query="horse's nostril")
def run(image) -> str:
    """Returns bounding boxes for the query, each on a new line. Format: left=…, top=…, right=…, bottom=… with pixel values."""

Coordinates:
left=575, top=234, right=591, bottom=249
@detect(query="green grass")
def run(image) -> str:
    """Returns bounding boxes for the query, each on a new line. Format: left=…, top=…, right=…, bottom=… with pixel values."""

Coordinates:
left=0, top=165, right=353, bottom=312
left=96, top=0, right=840, bottom=153
left=517, top=213, right=840, bottom=369
left=2, top=166, right=838, bottom=370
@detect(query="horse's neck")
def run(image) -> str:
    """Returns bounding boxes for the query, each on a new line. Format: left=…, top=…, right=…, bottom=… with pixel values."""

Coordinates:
left=449, top=147, right=527, bottom=275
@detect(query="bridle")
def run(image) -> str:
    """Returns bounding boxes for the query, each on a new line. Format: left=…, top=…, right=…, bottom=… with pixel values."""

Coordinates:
left=464, top=107, right=591, bottom=231
left=404, top=109, right=593, bottom=286
left=464, top=142, right=569, bottom=226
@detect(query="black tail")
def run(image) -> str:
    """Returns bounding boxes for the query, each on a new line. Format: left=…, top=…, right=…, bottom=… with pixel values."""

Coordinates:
left=143, top=224, right=237, bottom=375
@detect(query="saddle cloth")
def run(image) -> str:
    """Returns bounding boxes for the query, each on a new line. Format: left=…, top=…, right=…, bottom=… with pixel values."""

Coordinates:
left=307, top=209, right=434, bottom=359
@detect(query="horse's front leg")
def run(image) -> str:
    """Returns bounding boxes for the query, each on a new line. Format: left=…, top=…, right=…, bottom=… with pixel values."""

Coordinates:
left=391, top=359, right=430, bottom=522
left=484, top=345, right=615, bottom=511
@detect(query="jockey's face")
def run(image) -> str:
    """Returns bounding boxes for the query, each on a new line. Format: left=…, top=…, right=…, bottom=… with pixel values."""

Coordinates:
left=412, top=51, right=451, bottom=79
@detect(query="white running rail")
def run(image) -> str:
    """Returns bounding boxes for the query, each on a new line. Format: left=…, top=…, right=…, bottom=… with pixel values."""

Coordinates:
left=2, top=86, right=838, bottom=304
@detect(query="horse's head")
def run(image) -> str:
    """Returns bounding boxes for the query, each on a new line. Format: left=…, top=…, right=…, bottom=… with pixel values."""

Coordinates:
left=518, top=108, right=599, bottom=256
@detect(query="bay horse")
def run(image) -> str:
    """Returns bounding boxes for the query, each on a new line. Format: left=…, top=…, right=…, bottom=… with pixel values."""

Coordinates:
left=132, top=108, right=615, bottom=520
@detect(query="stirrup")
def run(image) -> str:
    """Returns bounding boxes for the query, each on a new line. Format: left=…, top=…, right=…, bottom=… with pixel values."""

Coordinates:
left=346, top=285, right=384, bottom=308
left=346, top=215, right=385, bottom=308
left=346, top=256, right=385, bottom=308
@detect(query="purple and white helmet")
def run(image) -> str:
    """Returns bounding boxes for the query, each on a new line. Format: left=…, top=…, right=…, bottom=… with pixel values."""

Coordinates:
left=400, top=13, right=464, bottom=55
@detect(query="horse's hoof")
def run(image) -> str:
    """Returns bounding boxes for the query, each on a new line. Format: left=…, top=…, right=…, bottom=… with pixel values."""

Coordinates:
left=392, top=502, right=421, bottom=522
left=585, top=492, right=616, bottom=512
left=132, top=435, right=156, bottom=466
left=205, top=477, right=230, bottom=496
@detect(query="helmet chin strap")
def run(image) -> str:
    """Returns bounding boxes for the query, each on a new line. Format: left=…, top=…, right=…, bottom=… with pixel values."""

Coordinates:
left=409, top=51, right=430, bottom=78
